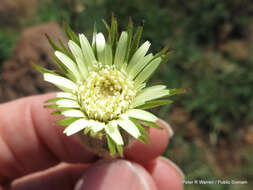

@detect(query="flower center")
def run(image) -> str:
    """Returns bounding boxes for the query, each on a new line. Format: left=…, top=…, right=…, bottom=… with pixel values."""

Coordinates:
left=80, top=66, right=136, bottom=122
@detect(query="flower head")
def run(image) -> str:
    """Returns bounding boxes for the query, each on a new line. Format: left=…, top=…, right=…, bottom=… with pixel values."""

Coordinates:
left=33, top=16, right=184, bottom=157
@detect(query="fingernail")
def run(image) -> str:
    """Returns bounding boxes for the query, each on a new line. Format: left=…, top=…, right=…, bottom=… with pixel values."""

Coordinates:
left=159, top=157, right=184, bottom=180
left=74, top=178, right=84, bottom=190
left=158, top=119, right=174, bottom=138
left=74, top=160, right=153, bottom=190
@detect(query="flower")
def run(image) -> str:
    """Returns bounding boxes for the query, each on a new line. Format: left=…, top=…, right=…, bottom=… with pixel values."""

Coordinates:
left=33, top=16, right=184, bottom=157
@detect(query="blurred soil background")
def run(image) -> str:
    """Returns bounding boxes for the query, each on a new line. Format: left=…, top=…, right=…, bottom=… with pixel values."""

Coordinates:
left=0, top=0, right=252, bottom=189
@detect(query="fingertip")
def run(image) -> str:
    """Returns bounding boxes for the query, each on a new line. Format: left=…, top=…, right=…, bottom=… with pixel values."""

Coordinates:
left=75, top=160, right=158, bottom=190
left=125, top=119, right=172, bottom=163
left=145, top=157, right=184, bottom=190
left=157, top=119, right=174, bottom=138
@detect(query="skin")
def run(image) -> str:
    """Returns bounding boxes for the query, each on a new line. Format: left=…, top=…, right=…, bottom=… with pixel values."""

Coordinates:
left=0, top=93, right=184, bottom=190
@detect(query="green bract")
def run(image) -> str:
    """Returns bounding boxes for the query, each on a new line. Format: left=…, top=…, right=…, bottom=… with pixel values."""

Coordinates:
left=33, top=16, right=184, bottom=157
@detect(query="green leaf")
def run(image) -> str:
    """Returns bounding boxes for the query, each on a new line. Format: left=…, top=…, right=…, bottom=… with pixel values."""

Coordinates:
left=125, top=17, right=133, bottom=62
left=45, top=34, right=61, bottom=52
left=102, top=14, right=118, bottom=59
left=106, top=133, right=116, bottom=156
left=129, top=118, right=149, bottom=138
left=116, top=144, right=124, bottom=157
left=152, top=43, right=171, bottom=60
left=84, top=126, right=91, bottom=135
left=30, top=62, right=54, bottom=74
left=141, top=120, right=162, bottom=129
left=55, top=117, right=80, bottom=126
left=138, top=136, right=149, bottom=144
left=51, top=110, right=62, bottom=115
left=63, top=22, right=80, bottom=46
left=90, top=130, right=97, bottom=137
left=45, top=97, right=63, bottom=103
left=160, top=51, right=174, bottom=65
left=44, top=104, right=59, bottom=109
left=135, top=99, right=173, bottom=109
left=110, top=14, right=118, bottom=54
left=31, top=62, right=66, bottom=77
left=129, top=25, right=143, bottom=60
left=102, top=19, right=111, bottom=35
left=168, top=88, right=186, bottom=96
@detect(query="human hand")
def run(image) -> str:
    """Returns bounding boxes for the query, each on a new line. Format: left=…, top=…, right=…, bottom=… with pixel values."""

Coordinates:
left=0, top=93, right=184, bottom=190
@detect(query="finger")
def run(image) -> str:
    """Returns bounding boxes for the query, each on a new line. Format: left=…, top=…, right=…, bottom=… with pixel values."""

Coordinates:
left=9, top=163, right=89, bottom=190
left=144, top=157, right=184, bottom=190
left=0, top=93, right=172, bottom=184
left=74, top=160, right=158, bottom=190
left=125, top=119, right=173, bottom=163
left=0, top=93, right=96, bottom=184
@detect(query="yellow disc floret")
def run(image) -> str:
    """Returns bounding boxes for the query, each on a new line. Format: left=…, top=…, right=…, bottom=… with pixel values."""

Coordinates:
left=79, top=66, right=136, bottom=122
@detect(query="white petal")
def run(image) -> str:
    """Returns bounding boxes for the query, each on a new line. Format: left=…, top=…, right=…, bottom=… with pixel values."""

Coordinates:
left=104, top=43, right=113, bottom=65
left=76, top=57, right=89, bottom=78
left=129, top=53, right=153, bottom=79
left=127, top=41, right=150, bottom=73
left=89, top=120, right=105, bottom=132
left=44, top=73, right=77, bottom=92
left=114, top=32, right=128, bottom=69
left=62, top=109, right=85, bottom=117
left=92, top=29, right=97, bottom=48
left=63, top=119, right=89, bottom=136
left=96, top=33, right=106, bottom=63
left=96, top=33, right=106, bottom=52
left=134, top=57, right=162, bottom=85
left=117, top=117, right=141, bottom=138
left=79, top=34, right=96, bottom=67
left=105, top=121, right=124, bottom=145
left=68, top=40, right=83, bottom=59
left=132, top=85, right=168, bottom=107
left=135, top=82, right=146, bottom=92
left=55, top=51, right=81, bottom=80
left=56, top=99, right=80, bottom=108
left=56, top=92, right=76, bottom=99
left=125, top=109, right=158, bottom=122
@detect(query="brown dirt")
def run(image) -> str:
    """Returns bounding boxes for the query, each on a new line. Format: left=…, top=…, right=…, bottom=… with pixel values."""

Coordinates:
left=0, top=0, right=37, bottom=25
left=0, top=22, right=67, bottom=103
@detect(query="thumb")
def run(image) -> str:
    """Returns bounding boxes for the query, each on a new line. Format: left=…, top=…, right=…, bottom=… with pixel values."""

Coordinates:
left=74, top=160, right=157, bottom=190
